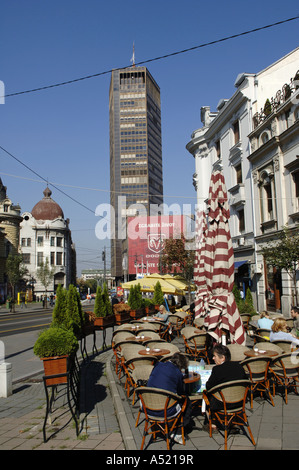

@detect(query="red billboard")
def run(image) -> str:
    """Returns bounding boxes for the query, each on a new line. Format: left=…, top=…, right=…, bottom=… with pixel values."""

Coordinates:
left=127, top=215, right=186, bottom=275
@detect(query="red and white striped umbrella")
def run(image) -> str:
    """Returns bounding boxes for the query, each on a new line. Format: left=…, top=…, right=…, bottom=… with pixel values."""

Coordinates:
left=197, top=169, right=245, bottom=345
left=193, top=208, right=210, bottom=318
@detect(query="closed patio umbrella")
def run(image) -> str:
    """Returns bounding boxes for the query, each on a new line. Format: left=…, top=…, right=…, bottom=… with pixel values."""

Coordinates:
left=198, top=168, right=245, bottom=345
left=193, top=208, right=210, bottom=318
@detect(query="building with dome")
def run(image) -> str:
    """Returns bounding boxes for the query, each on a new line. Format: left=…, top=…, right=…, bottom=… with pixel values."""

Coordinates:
left=20, top=187, right=76, bottom=298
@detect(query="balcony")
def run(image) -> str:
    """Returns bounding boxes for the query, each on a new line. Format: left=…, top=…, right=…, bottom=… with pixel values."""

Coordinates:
left=228, top=183, right=246, bottom=207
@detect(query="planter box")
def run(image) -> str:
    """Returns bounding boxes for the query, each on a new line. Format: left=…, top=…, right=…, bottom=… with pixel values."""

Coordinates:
left=42, top=355, right=69, bottom=386
left=115, top=311, right=131, bottom=325
left=129, top=309, right=144, bottom=320
left=94, top=315, right=115, bottom=329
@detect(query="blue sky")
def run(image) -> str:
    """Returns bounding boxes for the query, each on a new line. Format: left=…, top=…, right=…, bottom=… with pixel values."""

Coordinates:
left=0, top=0, right=298, bottom=276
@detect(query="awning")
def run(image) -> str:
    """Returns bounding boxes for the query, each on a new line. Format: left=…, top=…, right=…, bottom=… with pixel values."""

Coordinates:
left=234, top=260, right=248, bottom=270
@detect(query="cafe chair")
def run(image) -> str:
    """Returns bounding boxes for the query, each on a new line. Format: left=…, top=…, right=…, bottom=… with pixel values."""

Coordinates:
left=135, top=386, right=187, bottom=450
left=182, top=332, right=210, bottom=364
left=252, top=333, right=270, bottom=344
left=272, top=340, right=297, bottom=353
left=143, top=339, right=167, bottom=347
left=202, top=380, right=255, bottom=450
left=167, top=314, right=187, bottom=339
left=226, top=344, right=250, bottom=362
left=112, top=340, right=140, bottom=378
left=123, top=357, right=156, bottom=404
left=136, top=330, right=161, bottom=341
left=193, top=317, right=205, bottom=329
left=254, top=342, right=283, bottom=355
left=241, top=356, right=275, bottom=408
left=270, top=352, right=299, bottom=404
left=256, top=329, right=271, bottom=340
left=112, top=331, right=135, bottom=345
left=181, top=326, right=200, bottom=340
left=240, top=314, right=251, bottom=331
left=159, top=343, right=180, bottom=362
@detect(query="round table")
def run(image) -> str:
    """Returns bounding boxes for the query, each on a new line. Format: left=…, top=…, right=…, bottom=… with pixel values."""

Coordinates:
left=139, top=348, right=170, bottom=357
left=184, top=372, right=201, bottom=395
left=244, top=349, right=278, bottom=358
left=125, top=336, right=152, bottom=343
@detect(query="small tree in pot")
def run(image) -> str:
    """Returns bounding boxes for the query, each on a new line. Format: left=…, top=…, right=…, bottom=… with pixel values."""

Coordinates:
left=33, top=326, right=78, bottom=385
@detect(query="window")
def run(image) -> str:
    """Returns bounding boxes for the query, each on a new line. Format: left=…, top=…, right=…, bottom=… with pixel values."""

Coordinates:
left=261, top=132, right=270, bottom=145
left=233, top=121, right=240, bottom=145
left=238, top=208, right=245, bottom=232
left=50, top=252, right=55, bottom=265
left=292, top=170, right=299, bottom=211
left=216, top=140, right=221, bottom=159
left=50, top=237, right=55, bottom=246
left=235, top=164, right=242, bottom=185
left=22, top=253, right=30, bottom=264
left=3, top=204, right=9, bottom=212
left=21, top=238, right=26, bottom=247
left=27, top=238, right=31, bottom=247
left=56, top=237, right=63, bottom=247
left=37, top=252, right=43, bottom=266
left=37, top=236, right=43, bottom=246
left=56, top=252, right=63, bottom=266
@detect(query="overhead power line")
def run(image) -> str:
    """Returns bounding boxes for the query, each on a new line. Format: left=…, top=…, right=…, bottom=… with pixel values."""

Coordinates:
left=0, top=144, right=95, bottom=214
left=3, top=15, right=299, bottom=99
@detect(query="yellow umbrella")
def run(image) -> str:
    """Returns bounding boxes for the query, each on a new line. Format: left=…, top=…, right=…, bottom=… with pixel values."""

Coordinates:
left=121, top=276, right=180, bottom=294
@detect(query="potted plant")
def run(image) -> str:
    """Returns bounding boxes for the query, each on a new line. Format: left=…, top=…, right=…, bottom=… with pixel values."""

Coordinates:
left=33, top=326, right=78, bottom=386
left=94, top=284, right=115, bottom=328
left=113, top=302, right=131, bottom=325
left=153, top=281, right=164, bottom=310
left=128, top=284, right=143, bottom=319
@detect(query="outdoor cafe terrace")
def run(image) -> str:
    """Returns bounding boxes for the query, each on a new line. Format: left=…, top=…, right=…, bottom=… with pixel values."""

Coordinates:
left=109, top=307, right=299, bottom=451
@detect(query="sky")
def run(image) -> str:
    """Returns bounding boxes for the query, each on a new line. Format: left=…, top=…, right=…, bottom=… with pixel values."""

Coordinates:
left=0, top=0, right=298, bottom=277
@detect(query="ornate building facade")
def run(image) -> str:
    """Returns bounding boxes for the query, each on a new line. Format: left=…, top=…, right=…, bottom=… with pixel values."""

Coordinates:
left=186, top=47, right=299, bottom=314
left=0, top=178, right=22, bottom=301
left=20, top=187, right=76, bottom=297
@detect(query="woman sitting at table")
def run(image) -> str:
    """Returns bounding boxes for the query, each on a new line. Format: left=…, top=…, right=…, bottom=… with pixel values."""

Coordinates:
left=152, top=304, right=169, bottom=324
left=257, top=311, right=274, bottom=330
left=147, top=352, right=191, bottom=445
left=204, top=344, right=247, bottom=432
left=270, top=318, right=299, bottom=346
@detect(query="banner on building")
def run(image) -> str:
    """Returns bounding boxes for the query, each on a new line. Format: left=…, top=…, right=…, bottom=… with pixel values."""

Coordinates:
left=127, top=215, right=187, bottom=275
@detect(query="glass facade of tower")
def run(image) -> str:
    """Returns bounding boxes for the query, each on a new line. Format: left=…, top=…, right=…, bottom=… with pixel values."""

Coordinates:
left=109, top=66, right=163, bottom=278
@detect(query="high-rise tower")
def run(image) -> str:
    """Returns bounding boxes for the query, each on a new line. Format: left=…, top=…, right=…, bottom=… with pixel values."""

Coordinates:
left=109, top=66, right=163, bottom=278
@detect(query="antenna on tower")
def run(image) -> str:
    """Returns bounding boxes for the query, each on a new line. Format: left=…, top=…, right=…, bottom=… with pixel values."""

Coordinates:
left=130, top=42, right=135, bottom=67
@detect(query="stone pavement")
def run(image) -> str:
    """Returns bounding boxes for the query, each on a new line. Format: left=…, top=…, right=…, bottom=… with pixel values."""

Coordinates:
left=1, top=315, right=299, bottom=452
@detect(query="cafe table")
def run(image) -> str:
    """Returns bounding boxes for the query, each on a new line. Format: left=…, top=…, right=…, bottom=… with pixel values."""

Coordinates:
left=244, top=348, right=279, bottom=358
left=138, top=347, right=170, bottom=357
left=125, top=336, right=152, bottom=343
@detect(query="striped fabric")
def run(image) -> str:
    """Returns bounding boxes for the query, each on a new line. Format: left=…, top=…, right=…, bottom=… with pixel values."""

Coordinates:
left=193, top=209, right=210, bottom=318
left=194, top=169, right=245, bottom=345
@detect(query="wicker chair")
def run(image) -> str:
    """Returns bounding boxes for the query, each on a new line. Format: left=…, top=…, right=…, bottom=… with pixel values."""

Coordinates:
left=123, top=357, right=156, bottom=404
left=226, top=344, right=250, bottom=362
left=202, top=380, right=255, bottom=450
left=241, top=356, right=275, bottom=408
left=181, top=326, right=200, bottom=340
left=270, top=353, right=299, bottom=404
left=240, top=314, right=251, bottom=331
left=167, top=314, right=187, bottom=339
left=272, top=340, right=296, bottom=352
left=182, top=332, right=210, bottom=363
left=159, top=343, right=180, bottom=361
left=256, top=328, right=271, bottom=340
left=135, top=386, right=187, bottom=450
